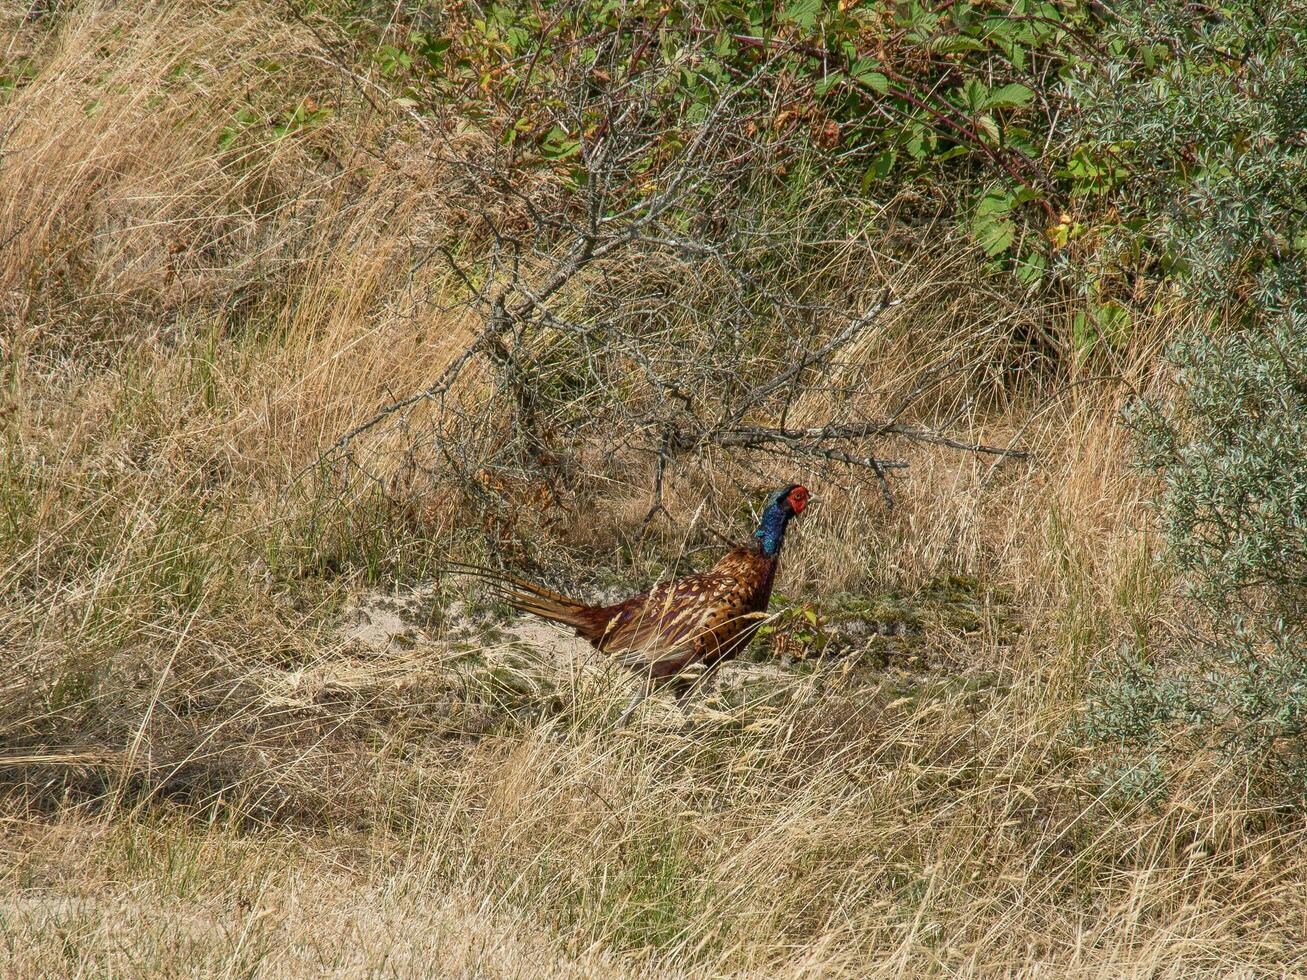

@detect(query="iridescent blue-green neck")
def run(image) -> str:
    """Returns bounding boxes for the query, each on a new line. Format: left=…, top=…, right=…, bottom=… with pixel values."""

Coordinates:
left=753, top=503, right=793, bottom=557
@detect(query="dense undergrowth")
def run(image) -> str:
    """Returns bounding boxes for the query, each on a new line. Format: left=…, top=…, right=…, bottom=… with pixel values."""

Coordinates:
left=2, top=1, right=1307, bottom=976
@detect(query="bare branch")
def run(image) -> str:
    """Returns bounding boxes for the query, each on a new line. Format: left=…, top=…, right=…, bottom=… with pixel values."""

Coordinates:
left=725, top=288, right=901, bottom=426
left=300, top=4, right=1034, bottom=524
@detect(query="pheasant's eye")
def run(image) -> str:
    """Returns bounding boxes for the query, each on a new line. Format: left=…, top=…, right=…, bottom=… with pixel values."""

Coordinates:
left=788, top=487, right=809, bottom=513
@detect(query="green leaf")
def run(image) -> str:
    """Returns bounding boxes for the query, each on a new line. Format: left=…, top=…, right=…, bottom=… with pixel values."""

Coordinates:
left=540, top=124, right=581, bottom=160
left=973, top=187, right=1017, bottom=256
left=984, top=83, right=1034, bottom=109
left=861, top=148, right=897, bottom=191
left=975, top=216, right=1016, bottom=256
left=927, top=35, right=986, bottom=55
left=1072, top=311, right=1096, bottom=354
left=902, top=1, right=941, bottom=37
left=1073, top=302, right=1133, bottom=355
left=505, top=26, right=531, bottom=53
left=814, top=72, right=845, bottom=97
left=960, top=77, right=989, bottom=111
left=853, top=70, right=889, bottom=94
left=217, top=108, right=259, bottom=150
left=850, top=58, right=889, bottom=94
left=376, top=44, right=412, bottom=76
left=783, top=0, right=821, bottom=29
left=904, top=123, right=933, bottom=159
left=1096, top=301, right=1132, bottom=345
left=1014, top=251, right=1047, bottom=285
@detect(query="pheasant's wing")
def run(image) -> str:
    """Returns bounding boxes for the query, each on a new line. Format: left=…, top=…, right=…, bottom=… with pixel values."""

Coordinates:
left=598, top=573, right=763, bottom=675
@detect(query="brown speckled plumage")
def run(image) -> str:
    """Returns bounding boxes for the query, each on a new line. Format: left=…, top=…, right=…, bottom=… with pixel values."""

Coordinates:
left=450, top=485, right=810, bottom=724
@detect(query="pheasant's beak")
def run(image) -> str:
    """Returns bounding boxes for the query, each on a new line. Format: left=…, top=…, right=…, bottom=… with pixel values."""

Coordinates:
left=800, top=496, right=818, bottom=515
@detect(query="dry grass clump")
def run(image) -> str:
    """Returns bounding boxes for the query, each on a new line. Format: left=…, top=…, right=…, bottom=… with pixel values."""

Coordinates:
left=2, top=2, right=1305, bottom=977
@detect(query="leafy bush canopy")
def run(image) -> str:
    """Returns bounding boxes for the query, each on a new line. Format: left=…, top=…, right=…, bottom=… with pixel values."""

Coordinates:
left=337, top=0, right=1092, bottom=266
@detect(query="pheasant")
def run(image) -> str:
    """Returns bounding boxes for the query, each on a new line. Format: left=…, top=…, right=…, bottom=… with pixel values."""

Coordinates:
left=450, top=484, right=811, bottom=725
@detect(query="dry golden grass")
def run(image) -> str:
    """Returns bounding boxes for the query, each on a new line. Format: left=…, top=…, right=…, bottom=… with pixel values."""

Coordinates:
left=3, top=3, right=1306, bottom=977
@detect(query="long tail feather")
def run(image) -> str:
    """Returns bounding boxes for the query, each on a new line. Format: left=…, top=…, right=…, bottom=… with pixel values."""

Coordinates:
left=441, top=562, right=605, bottom=639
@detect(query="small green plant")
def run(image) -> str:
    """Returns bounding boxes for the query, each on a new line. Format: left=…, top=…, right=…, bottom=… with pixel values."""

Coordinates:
left=758, top=600, right=832, bottom=664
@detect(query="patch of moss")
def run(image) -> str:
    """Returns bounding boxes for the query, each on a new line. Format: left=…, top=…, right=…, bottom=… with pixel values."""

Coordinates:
left=764, top=574, right=1018, bottom=671
left=916, top=574, right=1010, bottom=634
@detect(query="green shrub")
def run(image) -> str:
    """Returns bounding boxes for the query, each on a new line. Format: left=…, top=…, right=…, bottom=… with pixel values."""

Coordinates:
left=1087, top=315, right=1307, bottom=796
left=1072, top=1, right=1307, bottom=797
left=1129, top=315, right=1307, bottom=626
left=1067, top=0, right=1307, bottom=310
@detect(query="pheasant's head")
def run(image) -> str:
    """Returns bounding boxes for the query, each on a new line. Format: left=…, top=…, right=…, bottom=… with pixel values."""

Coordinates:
left=754, top=484, right=810, bottom=556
